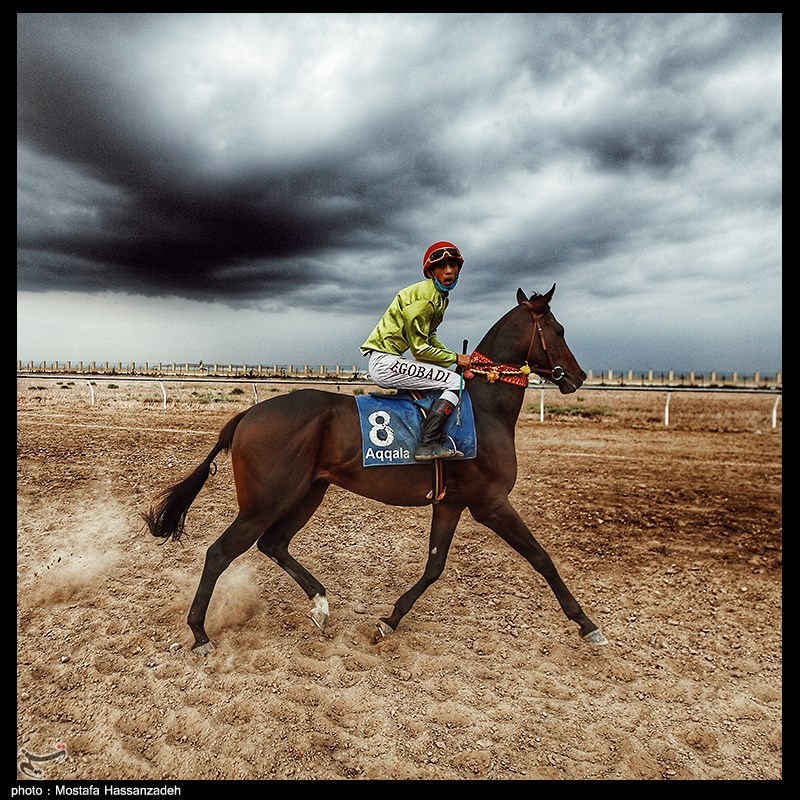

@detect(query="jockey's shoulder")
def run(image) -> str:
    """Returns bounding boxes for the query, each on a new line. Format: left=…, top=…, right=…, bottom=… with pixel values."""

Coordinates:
left=398, top=279, right=445, bottom=304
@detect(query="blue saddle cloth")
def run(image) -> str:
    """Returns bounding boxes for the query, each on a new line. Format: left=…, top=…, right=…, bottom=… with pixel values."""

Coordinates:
left=354, top=391, right=477, bottom=467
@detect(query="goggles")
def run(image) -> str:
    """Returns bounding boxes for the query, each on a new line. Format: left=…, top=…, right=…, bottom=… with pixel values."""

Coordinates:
left=425, top=247, right=462, bottom=266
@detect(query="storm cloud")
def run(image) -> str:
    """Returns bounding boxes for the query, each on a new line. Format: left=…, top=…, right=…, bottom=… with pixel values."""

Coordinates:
left=17, top=13, right=781, bottom=371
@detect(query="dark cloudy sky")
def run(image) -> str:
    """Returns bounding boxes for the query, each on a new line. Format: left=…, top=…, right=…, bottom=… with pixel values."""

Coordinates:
left=17, top=12, right=782, bottom=374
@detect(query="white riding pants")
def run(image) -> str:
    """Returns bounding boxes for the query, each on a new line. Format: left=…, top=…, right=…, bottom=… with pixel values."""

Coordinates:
left=367, top=351, right=463, bottom=400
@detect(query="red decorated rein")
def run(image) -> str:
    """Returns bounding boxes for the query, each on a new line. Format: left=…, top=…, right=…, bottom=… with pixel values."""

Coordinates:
left=465, top=351, right=532, bottom=387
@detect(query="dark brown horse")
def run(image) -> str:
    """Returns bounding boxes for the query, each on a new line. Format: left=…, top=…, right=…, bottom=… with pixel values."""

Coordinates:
left=143, top=285, right=608, bottom=653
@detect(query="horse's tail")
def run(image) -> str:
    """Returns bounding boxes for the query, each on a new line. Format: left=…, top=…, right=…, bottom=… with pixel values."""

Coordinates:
left=142, top=410, right=248, bottom=542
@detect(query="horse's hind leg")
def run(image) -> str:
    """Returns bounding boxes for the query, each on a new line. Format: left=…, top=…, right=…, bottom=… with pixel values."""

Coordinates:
left=256, top=479, right=331, bottom=633
left=187, top=514, right=270, bottom=654
left=372, top=501, right=464, bottom=644
left=471, top=496, right=607, bottom=646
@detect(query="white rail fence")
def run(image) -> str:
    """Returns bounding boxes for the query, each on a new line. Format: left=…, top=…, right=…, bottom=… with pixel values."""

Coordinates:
left=18, top=374, right=782, bottom=429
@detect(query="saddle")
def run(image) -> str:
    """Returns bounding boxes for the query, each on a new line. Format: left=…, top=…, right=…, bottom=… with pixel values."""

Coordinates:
left=354, top=390, right=478, bottom=501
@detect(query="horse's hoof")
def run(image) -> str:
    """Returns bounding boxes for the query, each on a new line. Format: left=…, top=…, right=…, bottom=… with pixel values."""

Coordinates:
left=309, top=594, right=329, bottom=633
left=192, top=641, right=215, bottom=656
left=371, top=620, right=393, bottom=645
left=309, top=609, right=329, bottom=633
left=581, top=628, right=609, bottom=646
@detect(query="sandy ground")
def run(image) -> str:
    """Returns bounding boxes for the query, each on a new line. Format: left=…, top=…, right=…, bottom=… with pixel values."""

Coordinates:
left=16, top=379, right=782, bottom=781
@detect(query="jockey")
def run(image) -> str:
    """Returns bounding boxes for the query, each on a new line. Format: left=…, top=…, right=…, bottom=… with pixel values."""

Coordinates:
left=360, top=241, right=472, bottom=461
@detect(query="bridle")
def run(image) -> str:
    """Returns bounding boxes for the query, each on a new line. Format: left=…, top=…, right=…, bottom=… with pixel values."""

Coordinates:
left=468, top=302, right=565, bottom=387
left=520, top=301, right=565, bottom=383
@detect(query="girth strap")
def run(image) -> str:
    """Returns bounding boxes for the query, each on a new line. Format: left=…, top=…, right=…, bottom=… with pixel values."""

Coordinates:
left=410, top=391, right=448, bottom=503
left=426, top=459, right=447, bottom=503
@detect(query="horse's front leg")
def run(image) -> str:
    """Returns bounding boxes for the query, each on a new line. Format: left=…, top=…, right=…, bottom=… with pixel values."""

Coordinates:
left=372, top=501, right=464, bottom=644
left=470, top=496, right=607, bottom=646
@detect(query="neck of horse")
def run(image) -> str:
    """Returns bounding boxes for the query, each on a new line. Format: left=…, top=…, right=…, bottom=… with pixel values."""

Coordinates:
left=466, top=307, right=531, bottom=425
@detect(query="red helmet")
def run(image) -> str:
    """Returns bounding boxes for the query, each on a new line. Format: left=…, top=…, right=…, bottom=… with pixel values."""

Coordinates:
left=422, top=241, right=464, bottom=277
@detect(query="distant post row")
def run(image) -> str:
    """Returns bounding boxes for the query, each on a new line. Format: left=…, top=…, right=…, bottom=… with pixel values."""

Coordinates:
left=16, top=361, right=781, bottom=390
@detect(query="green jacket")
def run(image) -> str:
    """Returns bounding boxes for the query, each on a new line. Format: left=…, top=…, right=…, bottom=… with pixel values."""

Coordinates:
left=360, top=279, right=457, bottom=367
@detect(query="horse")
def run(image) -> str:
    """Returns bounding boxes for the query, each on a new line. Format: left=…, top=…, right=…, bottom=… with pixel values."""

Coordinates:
left=143, top=285, right=608, bottom=653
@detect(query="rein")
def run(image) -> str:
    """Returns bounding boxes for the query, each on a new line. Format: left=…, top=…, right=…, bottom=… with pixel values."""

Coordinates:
left=468, top=351, right=531, bottom=386
left=467, top=304, right=565, bottom=388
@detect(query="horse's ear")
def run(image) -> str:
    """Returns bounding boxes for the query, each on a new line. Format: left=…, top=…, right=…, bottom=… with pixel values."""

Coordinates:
left=517, top=284, right=556, bottom=306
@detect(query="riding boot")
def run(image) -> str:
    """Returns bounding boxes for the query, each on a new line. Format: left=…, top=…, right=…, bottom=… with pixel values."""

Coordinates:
left=414, top=399, right=464, bottom=461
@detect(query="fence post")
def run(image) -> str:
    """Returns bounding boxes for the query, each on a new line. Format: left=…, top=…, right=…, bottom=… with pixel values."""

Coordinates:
left=540, top=388, right=545, bottom=422
left=664, top=392, right=671, bottom=427
left=772, top=395, right=781, bottom=429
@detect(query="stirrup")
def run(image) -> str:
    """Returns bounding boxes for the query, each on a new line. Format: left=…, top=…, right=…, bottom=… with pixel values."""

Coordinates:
left=415, top=442, right=461, bottom=461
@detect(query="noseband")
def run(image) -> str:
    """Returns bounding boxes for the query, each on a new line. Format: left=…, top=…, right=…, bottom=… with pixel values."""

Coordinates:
left=468, top=303, right=565, bottom=387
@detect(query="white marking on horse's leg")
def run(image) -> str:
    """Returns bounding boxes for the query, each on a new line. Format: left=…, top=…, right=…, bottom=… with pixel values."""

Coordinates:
left=313, top=594, right=329, bottom=617
left=430, top=546, right=437, bottom=555
left=309, top=593, right=329, bottom=633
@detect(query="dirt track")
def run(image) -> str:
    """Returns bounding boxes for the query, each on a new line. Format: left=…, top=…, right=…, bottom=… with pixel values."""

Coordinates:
left=16, top=379, right=782, bottom=781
